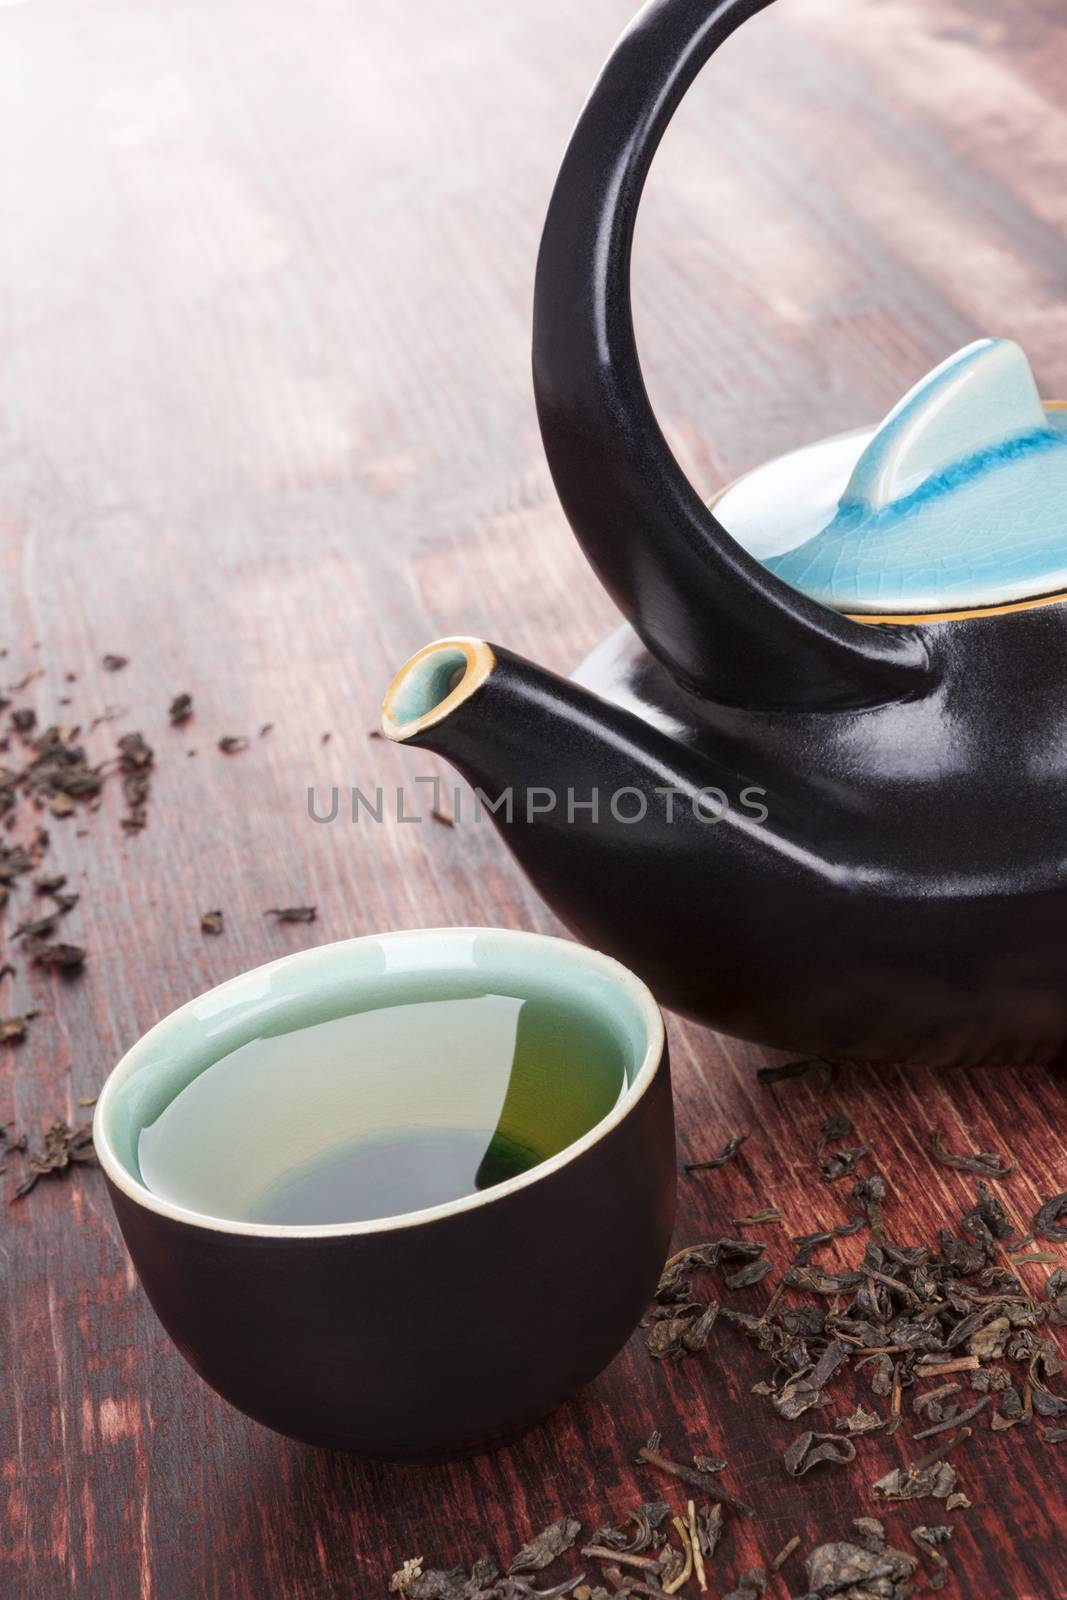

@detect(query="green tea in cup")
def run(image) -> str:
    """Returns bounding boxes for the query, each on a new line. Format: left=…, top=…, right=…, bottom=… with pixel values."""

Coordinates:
left=136, top=985, right=627, bottom=1226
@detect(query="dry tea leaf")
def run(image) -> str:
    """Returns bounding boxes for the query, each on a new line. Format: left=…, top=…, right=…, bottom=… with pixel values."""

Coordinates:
left=655, top=1240, right=761, bottom=1303
left=218, top=735, right=249, bottom=754
left=200, top=910, right=224, bottom=936
left=1034, top=1192, right=1067, bottom=1243
left=13, top=1120, right=95, bottom=1198
left=967, top=1317, right=1010, bottom=1362
left=835, top=1405, right=886, bottom=1435
left=820, top=1144, right=871, bottom=1182
left=646, top=1301, right=718, bottom=1360
left=696, top=1501, right=724, bottom=1559
left=724, top=1257, right=773, bottom=1291
left=799, top=1522, right=918, bottom=1600
left=913, top=1396, right=988, bottom=1440
left=169, top=693, right=193, bottom=725
left=816, top=1111, right=854, bottom=1150
left=872, top=1459, right=958, bottom=1503
left=509, top=1517, right=581, bottom=1574
left=910, top=1525, right=953, bottom=1592
left=28, top=939, right=86, bottom=973
left=0, top=1013, right=35, bottom=1044
left=118, top=731, right=154, bottom=832
left=264, top=906, right=317, bottom=924
left=773, top=1339, right=850, bottom=1421
left=928, top=1129, right=1015, bottom=1177
left=783, top=1431, right=856, bottom=1477
left=1032, top=1388, right=1067, bottom=1418
left=590, top=1503, right=669, bottom=1554
left=101, top=653, right=128, bottom=671
left=685, top=1133, right=748, bottom=1173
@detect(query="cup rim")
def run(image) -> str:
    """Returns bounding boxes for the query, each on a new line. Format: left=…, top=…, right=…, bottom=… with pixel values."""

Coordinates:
left=93, top=927, right=665, bottom=1240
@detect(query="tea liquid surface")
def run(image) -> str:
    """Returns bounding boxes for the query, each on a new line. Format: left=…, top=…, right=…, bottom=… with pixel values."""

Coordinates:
left=137, top=991, right=626, bottom=1225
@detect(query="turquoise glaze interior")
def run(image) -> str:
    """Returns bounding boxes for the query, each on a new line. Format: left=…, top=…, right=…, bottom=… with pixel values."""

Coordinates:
left=719, top=339, right=1067, bottom=614
left=96, top=930, right=657, bottom=1226
left=389, top=647, right=469, bottom=723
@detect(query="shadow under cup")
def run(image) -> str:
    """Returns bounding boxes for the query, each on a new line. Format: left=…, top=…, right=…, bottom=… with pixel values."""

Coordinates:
left=94, top=928, right=675, bottom=1458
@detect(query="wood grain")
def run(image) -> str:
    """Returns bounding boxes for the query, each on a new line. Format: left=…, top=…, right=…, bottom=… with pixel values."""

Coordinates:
left=1, top=0, right=1065, bottom=1595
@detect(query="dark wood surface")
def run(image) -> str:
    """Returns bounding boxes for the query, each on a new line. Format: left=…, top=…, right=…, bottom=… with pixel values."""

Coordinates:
left=2, top=0, right=1066, bottom=1595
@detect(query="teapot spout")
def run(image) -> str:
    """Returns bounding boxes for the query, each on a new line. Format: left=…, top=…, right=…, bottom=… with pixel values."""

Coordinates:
left=380, top=637, right=684, bottom=820
left=381, top=637, right=793, bottom=1026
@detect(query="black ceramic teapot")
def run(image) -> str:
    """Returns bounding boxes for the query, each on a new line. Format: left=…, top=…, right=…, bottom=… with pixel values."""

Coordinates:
left=383, top=0, right=1067, bottom=1069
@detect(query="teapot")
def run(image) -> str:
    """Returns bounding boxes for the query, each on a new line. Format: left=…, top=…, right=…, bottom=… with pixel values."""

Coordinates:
left=382, top=0, right=1067, bottom=1069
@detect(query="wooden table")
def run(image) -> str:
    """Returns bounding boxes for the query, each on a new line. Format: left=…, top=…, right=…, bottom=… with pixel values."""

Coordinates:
left=2, top=0, right=1065, bottom=1595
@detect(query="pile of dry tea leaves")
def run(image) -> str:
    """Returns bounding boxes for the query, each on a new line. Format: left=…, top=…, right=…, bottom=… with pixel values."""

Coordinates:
left=389, top=1091, right=1066, bottom=1599
left=1, top=658, right=322, bottom=1196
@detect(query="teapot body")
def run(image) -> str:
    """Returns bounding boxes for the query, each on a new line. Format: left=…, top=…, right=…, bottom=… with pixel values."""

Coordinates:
left=569, top=605, right=1067, bottom=1067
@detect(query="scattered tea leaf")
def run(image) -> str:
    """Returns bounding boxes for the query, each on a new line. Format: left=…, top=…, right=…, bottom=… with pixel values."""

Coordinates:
left=783, top=1430, right=856, bottom=1477
left=218, top=735, right=249, bottom=754
left=800, top=1522, right=918, bottom=1600
left=872, top=1429, right=970, bottom=1502
left=835, top=1405, right=886, bottom=1435
left=590, top=1504, right=669, bottom=1554
left=169, top=693, right=193, bottom=726
left=929, top=1129, right=1015, bottom=1177
left=264, top=906, right=317, bottom=924
left=509, top=1518, right=581, bottom=1574
left=820, top=1144, right=872, bottom=1183
left=101, top=654, right=128, bottom=671
left=912, top=1396, right=988, bottom=1440
left=28, top=939, right=86, bottom=972
left=200, top=910, right=224, bottom=936
left=0, top=1012, right=36, bottom=1044
left=724, top=1257, right=773, bottom=1291
left=13, top=1119, right=95, bottom=1197
left=118, top=731, right=154, bottom=832
left=685, top=1133, right=748, bottom=1173
left=910, top=1524, right=953, bottom=1592
left=696, top=1501, right=724, bottom=1560
left=646, top=1301, right=719, bottom=1361
left=1034, top=1192, right=1067, bottom=1243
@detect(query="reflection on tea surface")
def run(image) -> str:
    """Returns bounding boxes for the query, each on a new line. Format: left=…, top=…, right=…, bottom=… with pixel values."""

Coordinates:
left=137, top=992, right=627, bottom=1225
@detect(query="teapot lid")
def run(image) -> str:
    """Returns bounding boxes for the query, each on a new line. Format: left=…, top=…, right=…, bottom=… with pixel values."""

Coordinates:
left=716, top=340, right=1067, bottom=616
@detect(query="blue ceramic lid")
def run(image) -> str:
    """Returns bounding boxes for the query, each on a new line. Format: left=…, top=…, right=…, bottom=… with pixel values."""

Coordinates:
left=716, top=339, right=1067, bottom=615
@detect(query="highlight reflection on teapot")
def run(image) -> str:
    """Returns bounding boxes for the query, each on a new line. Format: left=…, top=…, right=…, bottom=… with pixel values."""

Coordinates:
left=383, top=0, right=1067, bottom=1070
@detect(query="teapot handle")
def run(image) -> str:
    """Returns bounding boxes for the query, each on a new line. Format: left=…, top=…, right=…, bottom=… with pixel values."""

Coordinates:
left=532, top=0, right=933, bottom=709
